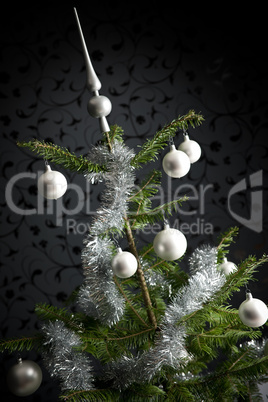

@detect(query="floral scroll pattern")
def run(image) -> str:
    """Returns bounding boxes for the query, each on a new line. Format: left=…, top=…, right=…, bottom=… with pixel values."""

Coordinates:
left=0, top=3, right=267, bottom=400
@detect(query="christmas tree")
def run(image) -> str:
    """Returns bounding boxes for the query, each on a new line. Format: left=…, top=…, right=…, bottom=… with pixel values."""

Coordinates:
left=1, top=7, right=268, bottom=402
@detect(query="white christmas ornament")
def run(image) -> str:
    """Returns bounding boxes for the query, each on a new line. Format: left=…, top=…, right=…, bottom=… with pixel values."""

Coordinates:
left=153, top=224, right=187, bottom=261
left=7, top=358, right=42, bottom=397
left=162, top=145, right=190, bottom=178
left=238, top=291, right=268, bottom=328
left=178, top=134, right=201, bottom=163
left=112, top=248, right=138, bottom=278
left=37, top=164, right=67, bottom=200
left=218, top=257, right=237, bottom=276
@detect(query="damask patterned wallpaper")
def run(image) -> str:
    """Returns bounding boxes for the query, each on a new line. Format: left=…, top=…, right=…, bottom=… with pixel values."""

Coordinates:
left=1, top=2, right=267, bottom=400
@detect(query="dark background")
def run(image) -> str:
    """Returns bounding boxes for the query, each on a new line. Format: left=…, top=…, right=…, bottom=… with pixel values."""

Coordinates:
left=0, top=2, right=268, bottom=400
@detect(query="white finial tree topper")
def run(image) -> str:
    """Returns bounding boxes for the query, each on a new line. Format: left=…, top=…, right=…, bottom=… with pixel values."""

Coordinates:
left=74, top=7, right=112, bottom=133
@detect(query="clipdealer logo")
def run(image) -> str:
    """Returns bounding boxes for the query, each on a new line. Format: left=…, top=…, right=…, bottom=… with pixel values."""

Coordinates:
left=4, top=172, right=215, bottom=235
left=5, top=170, right=263, bottom=234
left=227, top=170, right=263, bottom=233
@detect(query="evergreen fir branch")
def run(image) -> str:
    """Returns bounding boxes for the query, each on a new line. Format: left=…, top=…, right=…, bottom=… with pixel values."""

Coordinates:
left=121, top=383, right=166, bottom=401
left=217, top=226, right=239, bottom=263
left=82, top=327, right=155, bottom=353
left=128, top=169, right=162, bottom=204
left=189, top=327, right=262, bottom=357
left=106, top=327, right=155, bottom=343
left=35, top=303, right=88, bottom=333
left=219, top=355, right=268, bottom=390
left=167, top=382, right=196, bottom=401
left=132, top=110, right=204, bottom=168
left=0, top=334, right=43, bottom=353
left=215, top=253, right=268, bottom=303
left=79, top=308, right=156, bottom=361
left=181, top=351, right=268, bottom=401
left=138, top=242, right=189, bottom=294
left=17, top=140, right=105, bottom=173
left=209, top=305, right=240, bottom=325
left=127, top=170, right=163, bottom=226
left=101, top=125, right=125, bottom=152
left=107, top=125, right=125, bottom=144
left=113, top=276, right=151, bottom=328
left=84, top=337, right=129, bottom=363
left=163, top=266, right=189, bottom=295
left=60, top=388, right=120, bottom=402
left=184, top=305, right=239, bottom=333
left=128, top=197, right=188, bottom=228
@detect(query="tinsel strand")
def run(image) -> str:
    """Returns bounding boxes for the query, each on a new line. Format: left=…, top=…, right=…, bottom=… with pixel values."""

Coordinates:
left=77, top=140, right=137, bottom=326
left=41, top=321, right=94, bottom=391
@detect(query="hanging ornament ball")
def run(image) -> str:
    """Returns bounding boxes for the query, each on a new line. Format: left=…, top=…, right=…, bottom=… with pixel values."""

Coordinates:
left=238, top=291, right=268, bottom=328
left=178, top=134, right=201, bottom=164
left=7, top=358, right=42, bottom=397
left=162, top=145, right=190, bottom=178
left=153, top=224, right=187, bottom=261
left=112, top=248, right=138, bottom=278
left=37, top=164, right=67, bottom=200
left=87, top=95, right=112, bottom=118
left=218, top=257, right=237, bottom=276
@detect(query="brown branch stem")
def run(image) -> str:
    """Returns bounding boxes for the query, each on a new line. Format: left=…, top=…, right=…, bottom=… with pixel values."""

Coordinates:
left=124, top=214, right=157, bottom=328
left=105, top=131, right=113, bottom=152
left=113, top=276, right=150, bottom=328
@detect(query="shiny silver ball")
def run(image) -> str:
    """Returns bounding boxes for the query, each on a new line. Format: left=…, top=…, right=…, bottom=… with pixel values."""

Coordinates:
left=162, top=145, right=190, bottom=178
left=218, top=257, right=237, bottom=276
left=112, top=248, right=138, bottom=278
left=238, top=292, right=268, bottom=328
left=178, top=134, right=201, bottom=164
left=7, top=358, right=42, bottom=397
left=37, top=164, right=67, bottom=200
left=87, top=95, right=112, bottom=118
left=153, top=224, right=187, bottom=261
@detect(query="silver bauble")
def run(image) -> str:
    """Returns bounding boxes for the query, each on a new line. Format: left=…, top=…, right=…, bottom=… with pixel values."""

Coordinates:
left=162, top=145, right=190, bottom=178
left=87, top=95, right=112, bottom=118
left=218, top=257, right=237, bottom=275
left=37, top=164, right=67, bottom=200
left=178, top=134, right=201, bottom=163
left=7, top=358, right=42, bottom=397
left=153, top=224, right=187, bottom=261
left=238, top=292, right=268, bottom=328
left=112, top=247, right=138, bottom=278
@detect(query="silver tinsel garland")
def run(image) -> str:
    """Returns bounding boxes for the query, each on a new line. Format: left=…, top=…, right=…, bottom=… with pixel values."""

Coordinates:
left=78, top=235, right=125, bottom=326
left=41, top=321, right=94, bottom=391
left=165, top=246, right=224, bottom=325
left=84, top=140, right=136, bottom=234
left=188, top=244, right=218, bottom=274
left=104, top=245, right=226, bottom=389
left=241, top=338, right=267, bottom=357
left=77, top=140, right=136, bottom=326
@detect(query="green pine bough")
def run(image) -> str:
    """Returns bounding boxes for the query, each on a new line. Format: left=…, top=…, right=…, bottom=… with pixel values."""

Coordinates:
left=17, top=139, right=106, bottom=174
left=17, top=110, right=204, bottom=172
left=1, top=110, right=267, bottom=401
